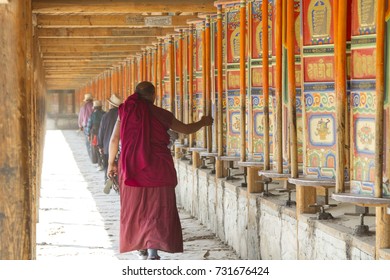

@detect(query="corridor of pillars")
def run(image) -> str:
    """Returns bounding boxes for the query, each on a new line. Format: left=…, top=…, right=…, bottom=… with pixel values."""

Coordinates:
left=1, top=0, right=390, bottom=260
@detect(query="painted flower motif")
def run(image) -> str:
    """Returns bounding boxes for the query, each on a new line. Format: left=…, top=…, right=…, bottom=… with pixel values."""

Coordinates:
left=358, top=124, right=374, bottom=148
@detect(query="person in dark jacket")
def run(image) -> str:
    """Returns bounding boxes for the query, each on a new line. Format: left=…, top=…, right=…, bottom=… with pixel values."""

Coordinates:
left=98, top=94, right=122, bottom=180
left=86, top=100, right=105, bottom=168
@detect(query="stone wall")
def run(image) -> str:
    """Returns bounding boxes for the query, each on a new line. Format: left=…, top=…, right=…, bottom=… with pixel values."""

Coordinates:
left=175, top=160, right=386, bottom=260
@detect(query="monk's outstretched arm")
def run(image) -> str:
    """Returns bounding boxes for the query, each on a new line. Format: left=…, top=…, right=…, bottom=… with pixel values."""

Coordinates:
left=170, top=115, right=213, bottom=135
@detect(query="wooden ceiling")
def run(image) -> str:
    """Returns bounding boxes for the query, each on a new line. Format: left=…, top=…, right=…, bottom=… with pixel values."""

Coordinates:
left=33, top=0, right=217, bottom=89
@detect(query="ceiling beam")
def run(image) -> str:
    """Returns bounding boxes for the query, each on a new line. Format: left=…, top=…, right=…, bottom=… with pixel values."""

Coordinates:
left=38, top=37, right=158, bottom=46
left=40, top=45, right=144, bottom=53
left=32, top=0, right=216, bottom=14
left=37, top=27, right=176, bottom=38
left=36, top=14, right=197, bottom=28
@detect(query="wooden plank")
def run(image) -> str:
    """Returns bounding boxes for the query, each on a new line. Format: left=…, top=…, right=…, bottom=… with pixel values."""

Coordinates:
left=40, top=45, right=144, bottom=53
left=32, top=0, right=216, bottom=14
left=36, top=14, right=197, bottom=28
left=38, top=37, right=158, bottom=46
left=37, top=27, right=176, bottom=38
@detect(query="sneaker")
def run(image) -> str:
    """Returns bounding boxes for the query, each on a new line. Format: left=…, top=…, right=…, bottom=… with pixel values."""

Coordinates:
left=136, top=250, right=148, bottom=260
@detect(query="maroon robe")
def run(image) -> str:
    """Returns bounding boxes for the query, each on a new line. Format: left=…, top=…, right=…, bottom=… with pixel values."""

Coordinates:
left=118, top=93, right=183, bottom=254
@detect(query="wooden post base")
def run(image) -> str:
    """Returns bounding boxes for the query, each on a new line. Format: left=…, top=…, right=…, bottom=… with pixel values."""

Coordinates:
left=192, top=151, right=201, bottom=169
left=247, top=167, right=264, bottom=193
left=174, top=146, right=181, bottom=159
left=296, top=185, right=317, bottom=216
left=376, top=207, right=390, bottom=259
left=215, top=159, right=223, bottom=178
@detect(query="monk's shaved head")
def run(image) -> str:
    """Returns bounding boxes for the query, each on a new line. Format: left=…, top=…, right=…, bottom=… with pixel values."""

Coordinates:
left=135, top=81, right=155, bottom=102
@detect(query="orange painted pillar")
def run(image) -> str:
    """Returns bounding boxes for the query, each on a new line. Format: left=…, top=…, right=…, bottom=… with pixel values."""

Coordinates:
left=287, top=0, right=298, bottom=178
left=158, top=39, right=163, bottom=107
left=188, top=25, right=195, bottom=147
left=275, top=0, right=283, bottom=173
left=240, top=0, right=247, bottom=162
left=262, top=0, right=270, bottom=169
left=169, top=35, right=175, bottom=114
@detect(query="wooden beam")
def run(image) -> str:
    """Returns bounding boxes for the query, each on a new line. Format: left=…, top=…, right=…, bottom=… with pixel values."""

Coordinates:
left=40, top=45, right=144, bottom=53
left=36, top=14, right=197, bottom=28
left=38, top=37, right=158, bottom=46
left=42, top=53, right=130, bottom=58
left=32, top=0, right=216, bottom=14
left=37, top=27, right=176, bottom=38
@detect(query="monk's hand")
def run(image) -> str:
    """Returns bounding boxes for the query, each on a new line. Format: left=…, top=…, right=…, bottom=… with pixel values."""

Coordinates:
left=201, top=115, right=213, bottom=126
left=107, top=162, right=118, bottom=178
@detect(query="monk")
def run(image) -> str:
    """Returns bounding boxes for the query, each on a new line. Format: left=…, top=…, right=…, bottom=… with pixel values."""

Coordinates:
left=107, top=81, right=213, bottom=260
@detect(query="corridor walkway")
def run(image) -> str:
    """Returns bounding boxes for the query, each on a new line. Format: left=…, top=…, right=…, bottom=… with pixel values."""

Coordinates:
left=36, top=130, right=239, bottom=260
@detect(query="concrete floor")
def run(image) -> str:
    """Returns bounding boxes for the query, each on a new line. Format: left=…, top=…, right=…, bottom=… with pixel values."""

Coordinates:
left=36, top=130, right=239, bottom=260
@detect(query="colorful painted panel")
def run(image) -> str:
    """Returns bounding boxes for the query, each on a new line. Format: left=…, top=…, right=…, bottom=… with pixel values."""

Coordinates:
left=226, top=91, right=241, bottom=156
left=351, top=48, right=376, bottom=80
left=350, top=91, right=376, bottom=191
left=302, top=0, right=334, bottom=46
left=226, top=5, right=241, bottom=64
left=303, top=92, right=336, bottom=178
left=251, top=90, right=274, bottom=160
left=194, top=23, right=205, bottom=148
left=251, top=0, right=272, bottom=59
left=351, top=0, right=377, bottom=36
left=303, top=56, right=334, bottom=83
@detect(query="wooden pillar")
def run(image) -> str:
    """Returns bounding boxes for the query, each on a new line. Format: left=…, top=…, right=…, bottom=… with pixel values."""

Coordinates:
left=275, top=0, right=283, bottom=173
left=0, top=0, right=35, bottom=259
left=146, top=48, right=152, bottom=82
left=123, top=62, right=128, bottom=97
left=188, top=26, right=195, bottom=147
left=334, top=0, right=347, bottom=193
left=153, top=45, right=158, bottom=93
left=240, top=0, right=247, bottom=162
left=205, top=16, right=212, bottom=153
left=119, top=65, right=124, bottom=99
left=375, top=0, right=390, bottom=257
left=262, top=0, right=270, bottom=170
left=287, top=0, right=298, bottom=178
left=158, top=39, right=163, bottom=107
left=169, top=35, right=175, bottom=114
left=216, top=6, right=224, bottom=178
left=201, top=22, right=207, bottom=149
left=179, top=30, right=184, bottom=122
left=132, top=57, right=136, bottom=91
left=143, top=50, right=147, bottom=81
